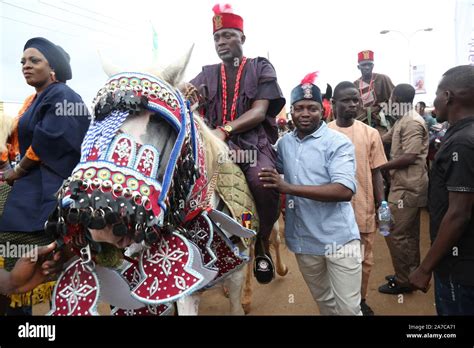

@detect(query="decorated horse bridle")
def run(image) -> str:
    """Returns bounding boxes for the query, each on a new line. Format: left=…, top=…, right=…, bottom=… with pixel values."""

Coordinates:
left=45, top=72, right=255, bottom=316
left=46, top=72, right=207, bottom=246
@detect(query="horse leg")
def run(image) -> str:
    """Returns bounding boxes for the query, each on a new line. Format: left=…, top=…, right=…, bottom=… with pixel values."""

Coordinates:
left=270, top=219, right=288, bottom=277
left=222, top=284, right=230, bottom=298
left=176, top=293, right=201, bottom=315
left=241, top=243, right=254, bottom=314
left=224, top=265, right=246, bottom=315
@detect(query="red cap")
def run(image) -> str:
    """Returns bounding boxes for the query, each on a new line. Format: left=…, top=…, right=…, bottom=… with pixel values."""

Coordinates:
left=212, top=4, right=244, bottom=33
left=277, top=118, right=287, bottom=126
left=358, top=50, right=374, bottom=63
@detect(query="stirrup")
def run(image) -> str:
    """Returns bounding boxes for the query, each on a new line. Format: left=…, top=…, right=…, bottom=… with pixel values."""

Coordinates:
left=253, top=237, right=275, bottom=284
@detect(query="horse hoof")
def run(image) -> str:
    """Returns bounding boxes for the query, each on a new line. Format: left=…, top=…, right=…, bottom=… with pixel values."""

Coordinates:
left=277, top=265, right=288, bottom=277
left=242, top=303, right=251, bottom=315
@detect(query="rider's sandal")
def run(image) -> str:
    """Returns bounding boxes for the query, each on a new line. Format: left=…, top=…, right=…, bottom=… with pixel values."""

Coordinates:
left=253, top=236, right=275, bottom=284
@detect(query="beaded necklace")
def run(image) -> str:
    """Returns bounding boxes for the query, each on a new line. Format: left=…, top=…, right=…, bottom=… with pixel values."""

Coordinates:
left=359, top=74, right=375, bottom=103
left=220, top=57, right=247, bottom=124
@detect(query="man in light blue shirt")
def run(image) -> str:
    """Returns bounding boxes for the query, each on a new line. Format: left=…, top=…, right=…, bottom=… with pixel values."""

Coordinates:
left=259, top=73, right=362, bottom=315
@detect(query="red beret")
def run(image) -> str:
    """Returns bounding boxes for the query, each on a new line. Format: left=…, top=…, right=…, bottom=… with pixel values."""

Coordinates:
left=212, top=4, right=244, bottom=33
left=358, top=50, right=374, bottom=63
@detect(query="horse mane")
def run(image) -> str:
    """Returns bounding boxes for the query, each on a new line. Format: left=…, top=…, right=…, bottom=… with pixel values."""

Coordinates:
left=192, top=113, right=228, bottom=176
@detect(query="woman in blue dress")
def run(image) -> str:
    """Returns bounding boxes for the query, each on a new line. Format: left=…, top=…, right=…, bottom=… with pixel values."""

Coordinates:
left=0, top=38, right=90, bottom=313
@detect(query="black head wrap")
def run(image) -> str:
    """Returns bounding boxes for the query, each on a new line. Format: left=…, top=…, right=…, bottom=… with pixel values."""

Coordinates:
left=24, top=37, right=72, bottom=82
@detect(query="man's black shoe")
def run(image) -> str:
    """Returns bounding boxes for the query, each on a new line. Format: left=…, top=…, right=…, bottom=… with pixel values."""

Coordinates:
left=253, top=236, right=275, bottom=284
left=378, top=279, right=413, bottom=295
left=360, top=299, right=374, bottom=316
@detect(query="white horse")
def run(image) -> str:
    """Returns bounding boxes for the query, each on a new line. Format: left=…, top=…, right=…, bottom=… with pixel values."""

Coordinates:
left=49, top=48, right=288, bottom=316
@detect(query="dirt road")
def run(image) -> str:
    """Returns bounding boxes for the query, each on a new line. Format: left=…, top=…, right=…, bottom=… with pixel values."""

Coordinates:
left=198, top=210, right=436, bottom=315
left=34, top=210, right=435, bottom=316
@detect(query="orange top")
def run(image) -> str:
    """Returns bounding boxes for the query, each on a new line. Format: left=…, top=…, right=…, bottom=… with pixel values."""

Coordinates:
left=1, top=94, right=39, bottom=162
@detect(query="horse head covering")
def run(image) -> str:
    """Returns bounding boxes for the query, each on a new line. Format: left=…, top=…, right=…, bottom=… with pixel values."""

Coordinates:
left=45, top=46, right=255, bottom=316
left=51, top=46, right=205, bottom=242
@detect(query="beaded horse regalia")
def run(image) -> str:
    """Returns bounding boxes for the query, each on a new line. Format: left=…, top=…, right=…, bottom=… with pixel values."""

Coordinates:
left=45, top=59, right=256, bottom=316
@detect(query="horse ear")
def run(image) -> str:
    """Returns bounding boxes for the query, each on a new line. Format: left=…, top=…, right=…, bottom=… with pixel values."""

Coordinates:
left=98, top=50, right=123, bottom=77
left=160, top=44, right=195, bottom=87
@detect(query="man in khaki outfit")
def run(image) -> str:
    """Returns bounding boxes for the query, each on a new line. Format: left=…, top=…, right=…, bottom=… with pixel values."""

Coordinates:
left=378, top=84, right=429, bottom=294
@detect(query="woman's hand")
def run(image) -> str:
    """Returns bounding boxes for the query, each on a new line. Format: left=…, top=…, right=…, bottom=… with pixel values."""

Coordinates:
left=3, top=168, right=21, bottom=186
left=0, top=161, right=11, bottom=172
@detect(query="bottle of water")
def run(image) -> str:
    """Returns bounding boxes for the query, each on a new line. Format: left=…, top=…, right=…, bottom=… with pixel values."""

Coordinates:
left=378, top=201, right=391, bottom=237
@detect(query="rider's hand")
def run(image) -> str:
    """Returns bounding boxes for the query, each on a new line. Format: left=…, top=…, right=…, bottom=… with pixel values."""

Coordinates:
left=212, top=128, right=227, bottom=142
left=183, top=82, right=201, bottom=109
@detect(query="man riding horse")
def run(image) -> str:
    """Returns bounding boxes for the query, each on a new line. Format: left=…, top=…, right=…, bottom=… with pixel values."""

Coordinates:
left=186, top=4, right=286, bottom=284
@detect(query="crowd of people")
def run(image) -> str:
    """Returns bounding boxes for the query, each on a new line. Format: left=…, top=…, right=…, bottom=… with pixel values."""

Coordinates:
left=0, top=3, right=472, bottom=317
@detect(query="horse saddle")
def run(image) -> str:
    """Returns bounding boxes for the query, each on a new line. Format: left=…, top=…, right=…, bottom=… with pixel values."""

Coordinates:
left=215, top=160, right=259, bottom=247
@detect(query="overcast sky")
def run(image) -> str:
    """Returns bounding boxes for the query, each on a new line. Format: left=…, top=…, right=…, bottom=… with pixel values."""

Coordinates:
left=1, top=0, right=471, bottom=112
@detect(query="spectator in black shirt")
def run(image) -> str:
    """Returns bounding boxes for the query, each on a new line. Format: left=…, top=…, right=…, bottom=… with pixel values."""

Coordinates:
left=409, top=65, right=474, bottom=315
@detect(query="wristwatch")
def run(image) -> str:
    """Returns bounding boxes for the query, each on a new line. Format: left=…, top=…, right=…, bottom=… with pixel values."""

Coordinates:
left=218, top=124, right=233, bottom=139
left=223, top=124, right=233, bottom=135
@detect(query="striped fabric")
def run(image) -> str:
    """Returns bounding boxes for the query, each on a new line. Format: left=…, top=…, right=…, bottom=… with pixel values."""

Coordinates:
left=0, top=183, right=11, bottom=217
left=81, top=110, right=129, bottom=162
